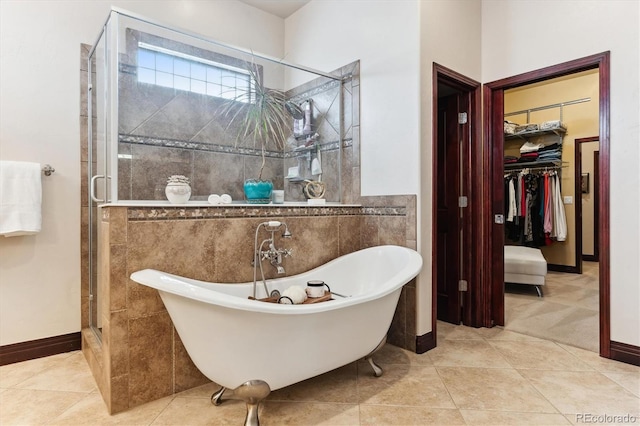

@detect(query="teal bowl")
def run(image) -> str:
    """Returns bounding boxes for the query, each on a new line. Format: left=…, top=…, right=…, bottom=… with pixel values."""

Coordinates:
left=244, top=179, right=273, bottom=204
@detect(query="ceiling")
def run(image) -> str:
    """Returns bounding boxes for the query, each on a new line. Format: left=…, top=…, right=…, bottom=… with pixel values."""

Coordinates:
left=237, top=0, right=311, bottom=18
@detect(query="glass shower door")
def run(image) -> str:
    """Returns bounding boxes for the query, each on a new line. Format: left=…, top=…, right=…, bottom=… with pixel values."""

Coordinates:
left=87, top=14, right=116, bottom=341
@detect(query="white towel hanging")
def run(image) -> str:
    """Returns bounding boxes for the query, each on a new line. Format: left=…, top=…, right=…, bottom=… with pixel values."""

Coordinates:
left=0, top=161, right=42, bottom=237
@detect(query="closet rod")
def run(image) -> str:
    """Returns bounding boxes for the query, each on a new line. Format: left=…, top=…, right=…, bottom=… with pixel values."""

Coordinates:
left=504, top=97, right=590, bottom=123
left=504, top=163, right=567, bottom=173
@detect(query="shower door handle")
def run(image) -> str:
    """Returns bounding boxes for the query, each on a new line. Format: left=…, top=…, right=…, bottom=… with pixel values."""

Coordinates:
left=90, top=174, right=105, bottom=203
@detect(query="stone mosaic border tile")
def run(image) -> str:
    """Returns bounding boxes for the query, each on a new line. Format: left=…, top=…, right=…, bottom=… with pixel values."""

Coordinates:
left=126, top=205, right=406, bottom=221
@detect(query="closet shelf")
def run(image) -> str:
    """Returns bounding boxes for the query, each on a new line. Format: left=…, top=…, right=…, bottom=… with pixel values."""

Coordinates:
left=504, top=160, right=566, bottom=171
left=504, top=126, right=567, bottom=141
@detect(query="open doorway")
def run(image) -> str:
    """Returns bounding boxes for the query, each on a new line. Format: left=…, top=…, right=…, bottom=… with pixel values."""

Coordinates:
left=499, top=71, right=600, bottom=352
left=483, top=52, right=611, bottom=358
left=577, top=136, right=600, bottom=263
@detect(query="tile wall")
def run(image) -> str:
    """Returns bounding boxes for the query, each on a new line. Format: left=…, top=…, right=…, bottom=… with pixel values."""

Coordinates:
left=116, top=30, right=344, bottom=203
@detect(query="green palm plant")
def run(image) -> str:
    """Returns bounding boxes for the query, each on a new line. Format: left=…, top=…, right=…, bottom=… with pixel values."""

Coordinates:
left=218, top=62, right=302, bottom=181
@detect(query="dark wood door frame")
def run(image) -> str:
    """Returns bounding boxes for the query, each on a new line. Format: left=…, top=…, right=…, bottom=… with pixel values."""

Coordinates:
left=432, top=63, right=482, bottom=341
left=482, top=52, right=611, bottom=358
left=593, top=151, right=600, bottom=261
left=575, top=136, right=600, bottom=262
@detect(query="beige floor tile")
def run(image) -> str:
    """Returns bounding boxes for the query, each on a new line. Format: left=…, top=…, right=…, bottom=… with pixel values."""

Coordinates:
left=4, top=325, right=639, bottom=426
left=49, top=391, right=172, bottom=425
left=12, top=351, right=96, bottom=393
left=437, top=366, right=557, bottom=413
left=260, top=401, right=360, bottom=425
left=505, top=293, right=540, bottom=309
left=0, top=352, right=75, bottom=388
left=428, top=339, right=511, bottom=368
left=0, top=388, right=86, bottom=425
left=173, top=381, right=219, bottom=398
left=504, top=265, right=601, bottom=353
left=269, top=363, right=358, bottom=404
left=489, top=340, right=593, bottom=371
left=360, top=405, right=465, bottom=425
left=436, top=323, right=484, bottom=341
left=460, top=409, right=572, bottom=425
left=151, top=397, right=247, bottom=425
left=603, top=371, right=640, bottom=397
left=519, top=369, right=640, bottom=416
left=558, top=344, right=640, bottom=374
left=357, top=343, right=432, bottom=367
left=505, top=299, right=599, bottom=353
left=435, top=321, right=458, bottom=341
left=541, top=282, right=599, bottom=311
left=475, top=327, right=545, bottom=342
left=357, top=364, right=455, bottom=408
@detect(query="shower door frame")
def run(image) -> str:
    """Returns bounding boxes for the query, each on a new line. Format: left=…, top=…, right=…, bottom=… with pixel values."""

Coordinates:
left=87, top=11, right=120, bottom=342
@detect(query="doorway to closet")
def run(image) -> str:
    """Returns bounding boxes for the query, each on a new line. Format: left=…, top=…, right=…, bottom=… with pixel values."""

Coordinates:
left=500, top=70, right=600, bottom=352
left=483, top=52, right=611, bottom=358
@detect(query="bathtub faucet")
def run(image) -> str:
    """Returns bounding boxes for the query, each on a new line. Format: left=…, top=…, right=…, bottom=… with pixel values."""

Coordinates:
left=264, top=241, right=293, bottom=274
left=253, top=221, right=293, bottom=299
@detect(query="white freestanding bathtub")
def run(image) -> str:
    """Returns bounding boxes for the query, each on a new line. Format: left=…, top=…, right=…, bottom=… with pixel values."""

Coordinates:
left=130, top=245, right=422, bottom=425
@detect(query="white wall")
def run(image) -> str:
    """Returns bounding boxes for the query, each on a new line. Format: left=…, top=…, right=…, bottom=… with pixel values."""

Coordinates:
left=417, top=0, right=482, bottom=335
left=285, top=0, right=482, bottom=336
left=284, top=0, right=421, bottom=197
left=482, top=0, right=640, bottom=346
left=0, top=0, right=283, bottom=346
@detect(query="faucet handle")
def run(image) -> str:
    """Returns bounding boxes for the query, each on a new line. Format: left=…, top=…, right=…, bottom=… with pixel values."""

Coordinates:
left=283, top=248, right=293, bottom=257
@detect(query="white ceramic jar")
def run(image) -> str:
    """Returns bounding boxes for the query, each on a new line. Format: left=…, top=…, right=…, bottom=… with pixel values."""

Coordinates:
left=165, top=182, right=191, bottom=204
left=306, top=280, right=330, bottom=298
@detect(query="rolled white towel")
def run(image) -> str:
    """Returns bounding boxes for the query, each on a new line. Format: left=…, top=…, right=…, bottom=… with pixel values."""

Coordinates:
left=220, top=193, right=232, bottom=204
left=281, top=285, right=307, bottom=304
left=208, top=194, right=221, bottom=205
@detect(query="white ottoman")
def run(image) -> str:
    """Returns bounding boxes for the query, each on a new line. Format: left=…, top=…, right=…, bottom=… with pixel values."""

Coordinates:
left=504, top=245, right=547, bottom=297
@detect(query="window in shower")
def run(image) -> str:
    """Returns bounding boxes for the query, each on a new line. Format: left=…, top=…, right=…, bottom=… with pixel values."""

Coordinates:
left=136, top=42, right=253, bottom=101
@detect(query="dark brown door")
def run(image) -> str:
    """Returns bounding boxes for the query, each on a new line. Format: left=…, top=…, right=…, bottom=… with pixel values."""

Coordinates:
left=436, top=93, right=463, bottom=324
left=432, top=64, right=480, bottom=334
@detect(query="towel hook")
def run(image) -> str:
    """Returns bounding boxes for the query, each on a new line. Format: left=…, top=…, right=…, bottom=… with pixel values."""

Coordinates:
left=42, top=164, right=55, bottom=176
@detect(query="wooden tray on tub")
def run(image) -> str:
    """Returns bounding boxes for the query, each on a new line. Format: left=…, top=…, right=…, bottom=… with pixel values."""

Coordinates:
left=248, top=291, right=332, bottom=304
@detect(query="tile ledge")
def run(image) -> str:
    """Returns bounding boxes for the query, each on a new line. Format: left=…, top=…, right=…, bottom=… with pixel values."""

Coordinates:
left=100, top=201, right=361, bottom=208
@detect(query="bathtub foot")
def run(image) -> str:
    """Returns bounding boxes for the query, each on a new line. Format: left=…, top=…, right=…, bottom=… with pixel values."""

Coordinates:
left=210, top=380, right=271, bottom=426
left=364, top=336, right=386, bottom=377
left=210, top=386, right=226, bottom=406
left=366, top=356, right=383, bottom=377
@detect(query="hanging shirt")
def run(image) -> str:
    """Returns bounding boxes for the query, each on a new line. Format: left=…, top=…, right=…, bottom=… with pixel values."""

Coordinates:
left=552, top=173, right=568, bottom=241
left=543, top=173, right=553, bottom=234
left=520, top=173, right=527, bottom=217
left=507, top=179, right=517, bottom=222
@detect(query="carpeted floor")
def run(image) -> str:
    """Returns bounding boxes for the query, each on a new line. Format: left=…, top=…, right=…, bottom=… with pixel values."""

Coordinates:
left=505, top=261, right=599, bottom=353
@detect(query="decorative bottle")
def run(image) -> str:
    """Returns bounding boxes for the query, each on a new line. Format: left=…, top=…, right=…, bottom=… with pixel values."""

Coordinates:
left=165, top=175, right=191, bottom=204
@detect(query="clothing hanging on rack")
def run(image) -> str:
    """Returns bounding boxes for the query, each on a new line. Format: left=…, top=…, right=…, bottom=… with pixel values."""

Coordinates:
left=552, top=173, right=567, bottom=241
left=504, top=168, right=567, bottom=247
